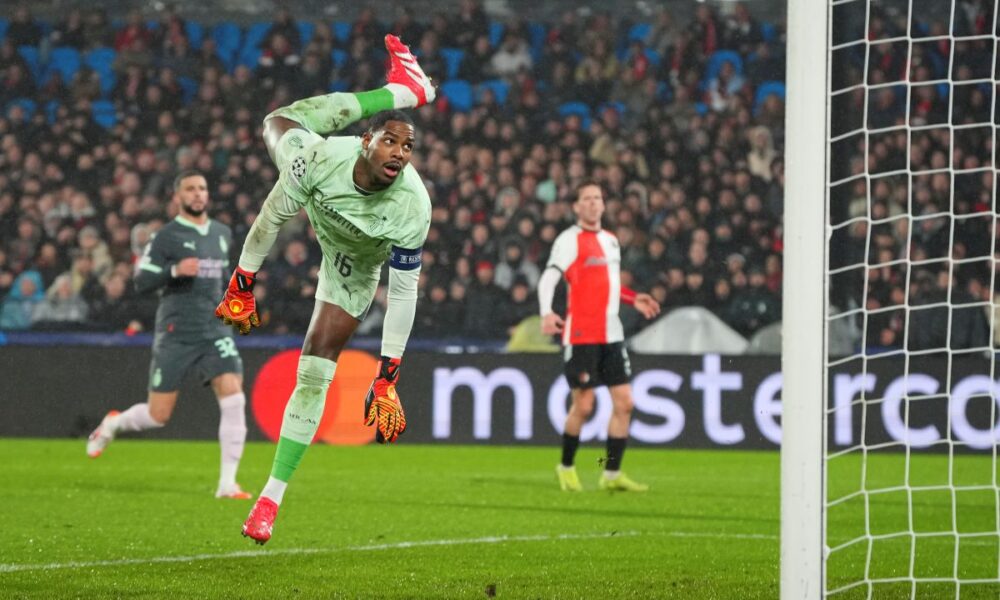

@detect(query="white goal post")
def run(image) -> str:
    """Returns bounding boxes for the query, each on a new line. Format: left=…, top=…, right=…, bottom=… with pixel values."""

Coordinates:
left=781, top=0, right=830, bottom=596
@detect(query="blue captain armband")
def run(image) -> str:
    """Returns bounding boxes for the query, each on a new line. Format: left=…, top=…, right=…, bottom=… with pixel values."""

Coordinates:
left=388, top=246, right=422, bottom=271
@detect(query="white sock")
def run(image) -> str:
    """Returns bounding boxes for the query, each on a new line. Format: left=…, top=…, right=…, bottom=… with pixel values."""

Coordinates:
left=603, top=470, right=621, bottom=480
left=261, top=476, right=288, bottom=505
left=558, top=464, right=575, bottom=472
left=217, top=392, right=247, bottom=490
left=112, top=403, right=164, bottom=433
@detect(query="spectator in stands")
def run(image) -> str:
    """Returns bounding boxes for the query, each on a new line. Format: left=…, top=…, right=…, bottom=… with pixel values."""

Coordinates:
left=705, top=60, right=747, bottom=113
left=31, top=272, right=88, bottom=328
left=0, top=269, right=44, bottom=330
left=8, top=6, right=43, bottom=48
left=494, top=240, right=540, bottom=291
left=263, top=8, right=301, bottom=53
left=115, top=10, right=152, bottom=53
left=491, top=33, right=533, bottom=80
left=416, top=31, right=446, bottom=83
left=450, top=0, right=490, bottom=50
left=389, top=7, right=424, bottom=49
left=50, top=10, right=87, bottom=51
left=1, top=63, right=35, bottom=105
left=82, top=8, right=114, bottom=50
left=574, top=38, right=618, bottom=106
left=722, top=3, right=762, bottom=54
left=464, top=261, right=507, bottom=339
left=152, top=4, right=188, bottom=56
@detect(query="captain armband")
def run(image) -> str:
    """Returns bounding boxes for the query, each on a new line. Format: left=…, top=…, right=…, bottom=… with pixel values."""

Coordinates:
left=388, top=246, right=422, bottom=271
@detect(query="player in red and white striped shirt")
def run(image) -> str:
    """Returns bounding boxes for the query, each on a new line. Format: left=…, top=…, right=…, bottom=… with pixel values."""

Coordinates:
left=537, top=181, right=660, bottom=492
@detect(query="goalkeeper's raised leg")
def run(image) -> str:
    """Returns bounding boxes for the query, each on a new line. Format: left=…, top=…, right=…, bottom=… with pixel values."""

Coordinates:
left=217, top=35, right=435, bottom=544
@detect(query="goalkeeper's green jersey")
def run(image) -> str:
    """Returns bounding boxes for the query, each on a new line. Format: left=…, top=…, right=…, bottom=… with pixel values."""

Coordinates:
left=277, top=133, right=431, bottom=314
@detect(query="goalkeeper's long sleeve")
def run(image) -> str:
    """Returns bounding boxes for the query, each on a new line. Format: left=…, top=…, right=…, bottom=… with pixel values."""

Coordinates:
left=381, top=266, right=419, bottom=359
left=237, top=181, right=301, bottom=273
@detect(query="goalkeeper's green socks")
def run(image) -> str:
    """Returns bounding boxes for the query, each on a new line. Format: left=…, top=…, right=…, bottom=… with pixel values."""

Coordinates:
left=266, top=88, right=406, bottom=137
left=260, top=355, right=337, bottom=505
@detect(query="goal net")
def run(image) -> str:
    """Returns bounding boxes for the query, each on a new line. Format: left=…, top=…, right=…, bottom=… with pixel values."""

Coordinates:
left=783, top=0, right=1000, bottom=598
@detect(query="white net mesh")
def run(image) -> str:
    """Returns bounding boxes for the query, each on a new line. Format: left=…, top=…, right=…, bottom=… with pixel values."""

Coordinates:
left=825, top=0, right=1000, bottom=596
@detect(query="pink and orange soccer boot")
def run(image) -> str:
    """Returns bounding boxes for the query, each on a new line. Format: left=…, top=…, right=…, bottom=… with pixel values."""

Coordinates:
left=86, top=410, right=120, bottom=458
left=242, top=496, right=279, bottom=545
left=384, top=34, right=436, bottom=106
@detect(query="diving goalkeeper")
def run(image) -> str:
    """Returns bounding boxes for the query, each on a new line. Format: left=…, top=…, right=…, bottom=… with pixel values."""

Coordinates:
left=216, top=35, right=435, bottom=544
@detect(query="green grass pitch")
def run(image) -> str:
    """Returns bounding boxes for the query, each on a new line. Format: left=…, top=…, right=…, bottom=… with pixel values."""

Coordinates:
left=2, top=439, right=998, bottom=598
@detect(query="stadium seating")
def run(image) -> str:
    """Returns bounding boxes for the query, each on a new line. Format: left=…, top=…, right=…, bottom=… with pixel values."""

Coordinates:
left=558, top=101, right=592, bottom=130
left=331, top=49, right=347, bottom=69
left=332, top=22, right=351, bottom=43
left=178, top=76, right=199, bottom=104
left=91, top=100, right=116, bottom=128
left=211, top=21, right=241, bottom=70
left=527, top=23, right=546, bottom=62
left=297, top=21, right=314, bottom=47
left=477, top=79, right=509, bottom=105
left=489, top=21, right=504, bottom=47
left=44, top=99, right=59, bottom=124
left=17, top=46, right=42, bottom=82
left=46, top=47, right=81, bottom=83
left=627, top=22, right=652, bottom=43
left=753, top=80, right=786, bottom=114
left=0, top=19, right=8, bottom=42
left=440, top=80, right=473, bottom=112
left=243, top=22, right=271, bottom=52
left=440, top=47, right=464, bottom=80
left=558, top=101, right=591, bottom=119
left=185, top=21, right=204, bottom=49
left=761, top=22, right=777, bottom=43
left=704, top=50, right=745, bottom=82
left=83, top=47, right=116, bottom=97
left=6, top=97, right=36, bottom=119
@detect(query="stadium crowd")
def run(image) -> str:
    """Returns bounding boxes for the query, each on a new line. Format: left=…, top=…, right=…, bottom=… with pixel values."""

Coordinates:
left=1, top=2, right=799, bottom=343
left=828, top=0, right=996, bottom=352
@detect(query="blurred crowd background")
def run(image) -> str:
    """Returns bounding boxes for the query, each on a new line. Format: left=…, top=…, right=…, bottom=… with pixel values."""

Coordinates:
left=0, top=0, right=988, bottom=351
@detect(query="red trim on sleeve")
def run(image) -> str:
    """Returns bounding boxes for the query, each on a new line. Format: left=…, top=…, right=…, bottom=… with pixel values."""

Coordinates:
left=621, top=286, right=637, bottom=306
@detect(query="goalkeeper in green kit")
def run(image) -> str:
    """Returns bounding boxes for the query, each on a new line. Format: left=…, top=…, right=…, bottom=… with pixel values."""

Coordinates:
left=214, top=35, right=434, bottom=544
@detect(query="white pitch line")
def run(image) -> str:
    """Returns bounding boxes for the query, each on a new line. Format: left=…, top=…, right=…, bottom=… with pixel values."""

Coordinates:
left=0, top=530, right=777, bottom=574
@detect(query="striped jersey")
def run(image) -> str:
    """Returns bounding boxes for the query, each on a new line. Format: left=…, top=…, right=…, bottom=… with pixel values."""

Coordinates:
left=546, top=225, right=624, bottom=345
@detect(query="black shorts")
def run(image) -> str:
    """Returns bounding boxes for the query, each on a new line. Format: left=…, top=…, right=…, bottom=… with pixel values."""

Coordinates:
left=562, top=342, right=632, bottom=390
left=149, top=334, right=243, bottom=392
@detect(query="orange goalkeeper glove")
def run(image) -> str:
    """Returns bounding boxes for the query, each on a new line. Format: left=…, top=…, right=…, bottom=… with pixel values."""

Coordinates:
left=215, top=266, right=260, bottom=335
left=364, top=356, right=406, bottom=444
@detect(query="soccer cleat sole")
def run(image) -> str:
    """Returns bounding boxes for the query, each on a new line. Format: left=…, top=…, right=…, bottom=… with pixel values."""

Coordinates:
left=242, top=531, right=267, bottom=546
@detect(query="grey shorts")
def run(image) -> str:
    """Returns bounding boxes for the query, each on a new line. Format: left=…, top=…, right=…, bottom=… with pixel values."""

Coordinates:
left=149, top=335, right=243, bottom=392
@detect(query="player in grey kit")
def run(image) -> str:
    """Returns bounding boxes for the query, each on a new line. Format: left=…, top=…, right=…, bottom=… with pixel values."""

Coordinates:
left=86, top=170, right=252, bottom=500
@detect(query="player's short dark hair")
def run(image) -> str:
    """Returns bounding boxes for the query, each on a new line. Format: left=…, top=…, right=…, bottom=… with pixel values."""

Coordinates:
left=367, top=110, right=414, bottom=134
left=173, top=169, right=206, bottom=191
left=573, top=180, right=604, bottom=202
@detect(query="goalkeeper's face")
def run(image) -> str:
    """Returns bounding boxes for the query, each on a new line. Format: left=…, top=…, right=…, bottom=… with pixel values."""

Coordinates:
left=175, top=174, right=209, bottom=217
left=362, top=121, right=416, bottom=188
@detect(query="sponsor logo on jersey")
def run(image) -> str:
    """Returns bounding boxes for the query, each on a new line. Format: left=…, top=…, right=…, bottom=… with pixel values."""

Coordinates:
left=219, top=236, right=228, bottom=253
left=183, top=241, right=197, bottom=251
left=584, top=256, right=608, bottom=267
left=197, top=258, right=227, bottom=279
left=313, top=202, right=366, bottom=239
